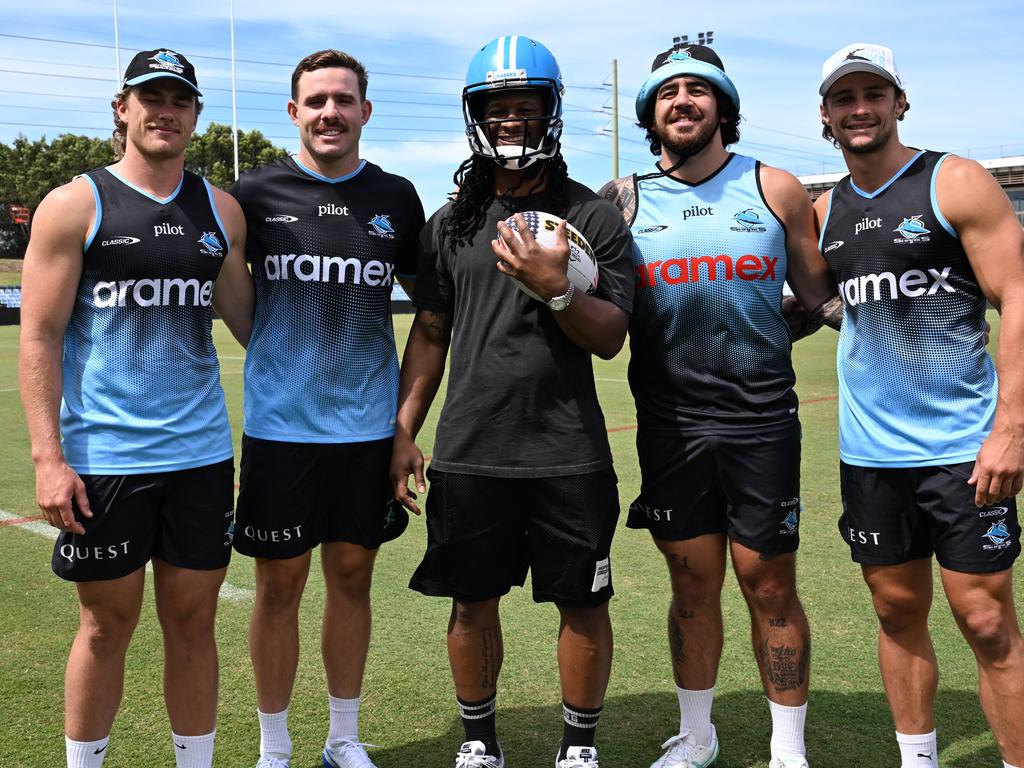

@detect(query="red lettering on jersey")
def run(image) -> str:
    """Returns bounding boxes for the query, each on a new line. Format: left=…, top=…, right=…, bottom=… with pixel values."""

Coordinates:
left=661, top=258, right=688, bottom=284
left=637, top=254, right=780, bottom=288
left=735, top=254, right=761, bottom=280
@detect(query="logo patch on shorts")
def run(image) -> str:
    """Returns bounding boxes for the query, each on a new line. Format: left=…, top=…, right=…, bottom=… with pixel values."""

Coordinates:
left=981, top=518, right=1012, bottom=550
left=779, top=498, right=800, bottom=535
left=591, top=557, right=610, bottom=592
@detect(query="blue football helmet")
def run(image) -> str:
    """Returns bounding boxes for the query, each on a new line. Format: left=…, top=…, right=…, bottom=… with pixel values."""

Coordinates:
left=463, top=35, right=564, bottom=169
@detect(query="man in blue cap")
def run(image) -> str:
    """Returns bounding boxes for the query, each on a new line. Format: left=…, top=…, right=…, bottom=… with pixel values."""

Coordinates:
left=601, top=45, right=840, bottom=768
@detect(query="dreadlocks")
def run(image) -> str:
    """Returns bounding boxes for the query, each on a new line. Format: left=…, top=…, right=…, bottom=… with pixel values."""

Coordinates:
left=445, top=151, right=572, bottom=249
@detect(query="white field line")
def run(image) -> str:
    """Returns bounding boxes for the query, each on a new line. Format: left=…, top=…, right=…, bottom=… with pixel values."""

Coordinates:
left=0, top=509, right=254, bottom=604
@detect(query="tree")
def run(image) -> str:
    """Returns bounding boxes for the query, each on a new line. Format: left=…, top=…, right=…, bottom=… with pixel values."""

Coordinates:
left=0, top=124, right=288, bottom=258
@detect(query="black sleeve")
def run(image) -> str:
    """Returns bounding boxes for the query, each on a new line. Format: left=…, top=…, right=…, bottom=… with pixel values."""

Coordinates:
left=395, top=179, right=425, bottom=279
left=412, top=206, right=453, bottom=315
left=572, top=196, right=636, bottom=315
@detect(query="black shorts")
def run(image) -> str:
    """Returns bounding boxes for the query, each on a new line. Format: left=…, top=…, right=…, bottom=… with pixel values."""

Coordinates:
left=409, top=467, right=620, bottom=606
left=234, top=435, right=402, bottom=558
left=839, top=461, right=1021, bottom=573
left=52, top=459, right=234, bottom=582
left=627, top=422, right=802, bottom=555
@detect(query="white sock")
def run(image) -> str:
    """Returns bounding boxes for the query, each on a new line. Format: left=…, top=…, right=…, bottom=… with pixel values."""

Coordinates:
left=66, top=735, right=110, bottom=768
left=327, top=695, right=360, bottom=746
left=895, top=729, right=938, bottom=767
left=767, top=699, right=807, bottom=760
left=1003, top=763, right=1019, bottom=768
left=258, top=707, right=292, bottom=760
left=172, top=731, right=215, bottom=768
left=676, top=685, right=714, bottom=746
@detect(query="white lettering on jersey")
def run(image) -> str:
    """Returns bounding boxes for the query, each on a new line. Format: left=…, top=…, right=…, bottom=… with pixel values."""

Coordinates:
left=838, top=266, right=955, bottom=306
left=318, top=204, right=350, bottom=217
left=264, top=254, right=395, bottom=286
left=153, top=223, right=185, bottom=237
left=92, top=278, right=215, bottom=308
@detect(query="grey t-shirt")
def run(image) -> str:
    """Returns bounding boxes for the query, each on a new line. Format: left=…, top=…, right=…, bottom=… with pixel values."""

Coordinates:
left=414, top=179, right=636, bottom=477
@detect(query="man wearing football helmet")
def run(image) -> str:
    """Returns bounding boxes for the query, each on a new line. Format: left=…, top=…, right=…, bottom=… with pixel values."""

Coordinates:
left=391, top=36, right=635, bottom=768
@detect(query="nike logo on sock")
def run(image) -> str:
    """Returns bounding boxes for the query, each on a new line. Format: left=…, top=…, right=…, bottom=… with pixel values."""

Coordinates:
left=917, top=753, right=933, bottom=759
left=176, top=743, right=187, bottom=750
left=93, top=746, right=107, bottom=754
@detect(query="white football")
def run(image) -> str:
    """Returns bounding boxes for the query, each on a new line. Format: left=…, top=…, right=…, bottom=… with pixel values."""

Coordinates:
left=500, top=211, right=599, bottom=301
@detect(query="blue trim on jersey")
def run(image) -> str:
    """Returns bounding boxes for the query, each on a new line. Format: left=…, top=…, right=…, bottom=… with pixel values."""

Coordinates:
left=202, top=179, right=230, bottom=255
left=105, top=167, right=184, bottom=204
left=292, top=155, right=367, bottom=184
left=930, top=154, right=959, bottom=239
left=79, top=174, right=102, bottom=251
left=850, top=150, right=925, bottom=199
left=817, top=189, right=834, bottom=251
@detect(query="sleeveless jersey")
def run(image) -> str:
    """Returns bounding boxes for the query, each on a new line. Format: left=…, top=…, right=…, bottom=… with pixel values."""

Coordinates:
left=627, top=154, right=796, bottom=434
left=820, top=150, right=995, bottom=467
left=232, top=157, right=424, bottom=443
left=62, top=168, right=233, bottom=475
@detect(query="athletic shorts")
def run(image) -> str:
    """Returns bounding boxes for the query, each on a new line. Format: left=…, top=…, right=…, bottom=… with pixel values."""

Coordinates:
left=839, top=461, right=1021, bottom=573
left=233, top=435, right=405, bottom=559
left=52, top=459, right=234, bottom=582
left=626, top=421, right=802, bottom=554
left=409, top=467, right=620, bottom=606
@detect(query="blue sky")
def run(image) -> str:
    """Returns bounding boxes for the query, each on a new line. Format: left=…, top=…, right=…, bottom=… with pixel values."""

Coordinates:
left=1, top=0, right=1022, bottom=212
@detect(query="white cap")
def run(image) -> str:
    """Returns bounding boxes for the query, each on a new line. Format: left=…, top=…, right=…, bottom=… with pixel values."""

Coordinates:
left=820, top=43, right=902, bottom=97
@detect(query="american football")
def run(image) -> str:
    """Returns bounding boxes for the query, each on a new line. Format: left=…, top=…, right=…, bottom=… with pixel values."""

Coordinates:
left=500, top=211, right=599, bottom=301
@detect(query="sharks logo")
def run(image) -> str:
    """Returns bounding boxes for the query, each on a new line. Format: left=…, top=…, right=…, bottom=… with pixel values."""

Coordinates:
left=197, top=231, right=224, bottom=257
left=982, top=519, right=1012, bottom=550
left=779, top=498, right=800, bottom=534
left=368, top=213, right=396, bottom=239
left=663, top=48, right=693, bottom=65
left=844, top=48, right=871, bottom=62
left=149, top=50, right=185, bottom=74
left=731, top=208, right=767, bottom=233
left=893, top=215, right=931, bottom=243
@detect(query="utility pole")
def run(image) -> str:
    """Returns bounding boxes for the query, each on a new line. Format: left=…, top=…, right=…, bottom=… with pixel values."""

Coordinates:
left=611, top=58, right=618, bottom=179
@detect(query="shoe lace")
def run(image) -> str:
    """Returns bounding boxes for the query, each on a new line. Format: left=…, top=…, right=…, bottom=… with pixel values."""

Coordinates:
left=454, top=751, right=501, bottom=768
left=328, top=740, right=380, bottom=768
left=658, top=730, right=699, bottom=759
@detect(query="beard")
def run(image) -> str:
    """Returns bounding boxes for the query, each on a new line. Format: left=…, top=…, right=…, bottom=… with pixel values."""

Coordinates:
left=832, top=116, right=896, bottom=155
left=657, top=113, right=721, bottom=165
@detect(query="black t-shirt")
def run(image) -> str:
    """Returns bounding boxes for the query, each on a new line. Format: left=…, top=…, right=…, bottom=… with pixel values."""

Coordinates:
left=415, top=179, right=635, bottom=477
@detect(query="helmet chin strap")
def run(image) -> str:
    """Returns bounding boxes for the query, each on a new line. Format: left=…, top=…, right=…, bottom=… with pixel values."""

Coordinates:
left=635, top=128, right=716, bottom=182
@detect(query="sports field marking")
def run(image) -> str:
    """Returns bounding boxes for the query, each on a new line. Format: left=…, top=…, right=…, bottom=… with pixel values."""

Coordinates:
left=0, top=509, right=254, bottom=604
left=0, top=387, right=19, bottom=393
left=595, top=377, right=628, bottom=383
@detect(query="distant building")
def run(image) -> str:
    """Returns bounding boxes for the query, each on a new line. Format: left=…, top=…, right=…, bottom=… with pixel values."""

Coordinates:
left=799, top=156, right=1024, bottom=227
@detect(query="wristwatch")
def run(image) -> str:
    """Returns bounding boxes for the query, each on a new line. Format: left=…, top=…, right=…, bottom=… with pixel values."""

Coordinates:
left=546, top=281, right=575, bottom=311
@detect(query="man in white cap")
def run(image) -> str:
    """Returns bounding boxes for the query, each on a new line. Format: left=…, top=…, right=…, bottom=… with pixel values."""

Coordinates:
left=600, top=44, right=839, bottom=768
left=816, top=42, right=1024, bottom=768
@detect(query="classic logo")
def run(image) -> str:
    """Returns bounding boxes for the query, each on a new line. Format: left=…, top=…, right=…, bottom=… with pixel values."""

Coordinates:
left=198, top=231, right=224, bottom=257
left=824, top=240, right=844, bottom=253
left=979, top=506, right=1009, bottom=518
left=636, top=225, right=668, bottom=234
left=731, top=208, right=767, bottom=233
left=265, top=214, right=298, bottom=223
left=368, top=213, right=396, bottom=238
left=101, top=236, right=141, bottom=247
left=982, top=519, right=1012, bottom=551
left=893, top=215, right=931, bottom=243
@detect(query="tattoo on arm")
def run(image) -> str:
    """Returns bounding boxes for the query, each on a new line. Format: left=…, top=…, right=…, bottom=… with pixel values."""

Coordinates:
left=416, top=310, right=452, bottom=346
left=810, top=295, right=843, bottom=331
left=599, top=176, right=638, bottom=226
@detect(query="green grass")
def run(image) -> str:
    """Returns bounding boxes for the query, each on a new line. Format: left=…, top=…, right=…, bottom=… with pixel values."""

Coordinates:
left=0, top=315, right=1020, bottom=767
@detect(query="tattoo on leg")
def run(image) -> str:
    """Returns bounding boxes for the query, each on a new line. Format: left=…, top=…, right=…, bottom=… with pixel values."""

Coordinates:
left=668, top=553, right=690, bottom=570
left=758, top=639, right=807, bottom=693
left=768, top=616, right=787, bottom=628
left=668, top=611, right=686, bottom=684
left=480, top=627, right=500, bottom=689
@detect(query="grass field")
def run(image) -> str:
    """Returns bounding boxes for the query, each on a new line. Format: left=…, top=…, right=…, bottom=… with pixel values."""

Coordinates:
left=0, top=315, right=1020, bottom=767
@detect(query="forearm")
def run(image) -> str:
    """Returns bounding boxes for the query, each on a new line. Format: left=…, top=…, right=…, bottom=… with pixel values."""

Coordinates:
left=810, top=295, right=843, bottom=331
left=395, top=324, right=448, bottom=440
left=551, top=293, right=629, bottom=359
left=992, top=298, right=1024, bottom=433
left=19, top=337, right=66, bottom=464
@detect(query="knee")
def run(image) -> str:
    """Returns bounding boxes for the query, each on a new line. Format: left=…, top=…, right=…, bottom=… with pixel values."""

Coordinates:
left=79, top=611, right=138, bottom=655
left=324, top=556, right=375, bottom=597
left=450, top=599, right=499, bottom=630
left=666, top=563, right=722, bottom=607
left=957, top=605, right=1016, bottom=662
left=871, top=590, right=928, bottom=636
left=256, top=572, right=306, bottom=614
left=736, top=570, right=798, bottom=615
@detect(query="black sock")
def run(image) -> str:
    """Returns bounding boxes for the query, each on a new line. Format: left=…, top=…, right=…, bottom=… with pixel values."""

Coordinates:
left=560, top=701, right=602, bottom=759
left=458, top=693, right=499, bottom=756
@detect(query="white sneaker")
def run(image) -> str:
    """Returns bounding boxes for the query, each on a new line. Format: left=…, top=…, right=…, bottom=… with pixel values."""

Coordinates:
left=255, top=757, right=290, bottom=768
left=649, top=725, right=720, bottom=768
left=454, top=740, right=504, bottom=768
left=323, top=740, right=380, bottom=768
left=769, top=756, right=809, bottom=768
left=557, top=745, right=599, bottom=767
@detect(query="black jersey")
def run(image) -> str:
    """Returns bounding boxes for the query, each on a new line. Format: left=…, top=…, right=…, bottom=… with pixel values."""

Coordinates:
left=414, top=180, right=635, bottom=477
left=231, top=157, right=424, bottom=442
left=820, top=150, right=995, bottom=467
left=62, top=168, right=232, bottom=474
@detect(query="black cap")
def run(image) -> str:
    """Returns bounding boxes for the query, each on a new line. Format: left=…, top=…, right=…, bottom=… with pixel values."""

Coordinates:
left=122, top=49, right=202, bottom=96
left=649, top=44, right=726, bottom=74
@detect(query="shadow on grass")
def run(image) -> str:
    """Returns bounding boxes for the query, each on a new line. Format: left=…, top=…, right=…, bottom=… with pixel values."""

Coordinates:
left=346, top=688, right=999, bottom=768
